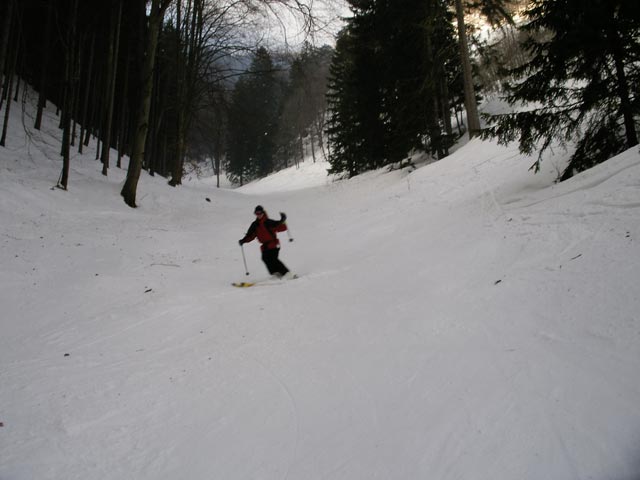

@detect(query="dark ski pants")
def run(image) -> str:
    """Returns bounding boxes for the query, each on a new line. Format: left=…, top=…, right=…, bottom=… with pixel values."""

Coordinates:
left=262, top=247, right=289, bottom=276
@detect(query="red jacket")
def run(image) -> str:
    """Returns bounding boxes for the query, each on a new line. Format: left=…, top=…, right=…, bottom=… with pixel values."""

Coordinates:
left=241, top=213, right=287, bottom=251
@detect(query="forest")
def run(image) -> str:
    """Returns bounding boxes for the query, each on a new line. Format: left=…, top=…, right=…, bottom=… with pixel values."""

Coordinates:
left=0, top=0, right=639, bottom=207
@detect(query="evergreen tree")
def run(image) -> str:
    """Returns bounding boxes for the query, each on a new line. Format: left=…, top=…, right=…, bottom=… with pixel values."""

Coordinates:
left=226, top=76, right=253, bottom=185
left=252, top=48, right=280, bottom=177
left=485, top=0, right=640, bottom=178
left=326, top=0, right=460, bottom=177
left=325, top=26, right=363, bottom=177
left=226, top=47, right=280, bottom=184
left=388, top=0, right=459, bottom=159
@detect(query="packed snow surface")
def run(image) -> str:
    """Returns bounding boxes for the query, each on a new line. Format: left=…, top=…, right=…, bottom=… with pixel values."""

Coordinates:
left=1, top=95, right=640, bottom=480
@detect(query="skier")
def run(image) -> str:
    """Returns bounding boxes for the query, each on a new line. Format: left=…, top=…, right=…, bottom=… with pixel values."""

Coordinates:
left=238, top=205, right=292, bottom=278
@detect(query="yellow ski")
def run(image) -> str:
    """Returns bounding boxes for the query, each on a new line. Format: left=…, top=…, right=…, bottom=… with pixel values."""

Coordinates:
left=232, top=274, right=298, bottom=288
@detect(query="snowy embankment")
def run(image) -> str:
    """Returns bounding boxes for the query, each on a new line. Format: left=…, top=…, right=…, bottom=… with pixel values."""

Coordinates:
left=1, top=92, right=640, bottom=480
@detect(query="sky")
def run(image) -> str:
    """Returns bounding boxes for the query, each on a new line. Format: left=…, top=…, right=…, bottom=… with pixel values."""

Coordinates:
left=1, top=87, right=640, bottom=479
left=255, top=0, right=350, bottom=49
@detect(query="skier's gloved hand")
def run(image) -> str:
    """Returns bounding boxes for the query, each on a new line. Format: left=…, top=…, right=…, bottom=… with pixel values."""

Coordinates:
left=238, top=239, right=245, bottom=245
left=280, top=212, right=287, bottom=222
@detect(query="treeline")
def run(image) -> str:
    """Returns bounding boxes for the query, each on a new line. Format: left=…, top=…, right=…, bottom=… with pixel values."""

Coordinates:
left=1, top=0, right=180, bottom=203
left=225, top=44, right=332, bottom=185
left=2, top=0, right=638, bottom=205
left=326, top=0, right=640, bottom=179
left=327, top=0, right=463, bottom=177
left=324, top=0, right=525, bottom=177
left=0, top=0, right=331, bottom=205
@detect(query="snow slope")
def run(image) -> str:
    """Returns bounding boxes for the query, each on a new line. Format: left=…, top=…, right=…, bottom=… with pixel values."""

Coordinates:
left=1, top=92, right=640, bottom=480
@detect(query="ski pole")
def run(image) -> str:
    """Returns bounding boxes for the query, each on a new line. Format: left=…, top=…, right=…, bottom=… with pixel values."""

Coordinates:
left=281, top=212, right=294, bottom=242
left=240, top=244, right=249, bottom=275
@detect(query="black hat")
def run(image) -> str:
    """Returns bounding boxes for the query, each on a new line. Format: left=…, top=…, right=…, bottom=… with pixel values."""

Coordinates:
left=254, top=205, right=264, bottom=214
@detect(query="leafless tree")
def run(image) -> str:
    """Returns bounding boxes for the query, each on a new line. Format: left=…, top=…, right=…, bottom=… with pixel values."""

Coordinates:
left=121, top=0, right=173, bottom=207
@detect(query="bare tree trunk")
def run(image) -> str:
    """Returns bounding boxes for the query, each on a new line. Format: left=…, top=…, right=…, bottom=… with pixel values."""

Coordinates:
left=101, top=0, right=123, bottom=175
left=0, top=4, right=19, bottom=147
left=121, top=0, right=172, bottom=207
left=170, top=0, right=206, bottom=186
left=440, top=77, right=453, bottom=138
left=315, top=115, right=328, bottom=161
left=93, top=70, right=106, bottom=159
left=169, top=0, right=186, bottom=186
left=13, top=74, right=20, bottom=102
left=146, top=55, right=161, bottom=176
left=454, top=0, right=481, bottom=138
left=59, top=0, right=79, bottom=190
left=0, top=58, right=16, bottom=147
left=70, top=37, right=84, bottom=147
left=0, top=0, right=14, bottom=113
left=84, top=65, right=100, bottom=148
left=78, top=34, right=95, bottom=154
left=117, top=107, right=129, bottom=169
left=212, top=96, right=226, bottom=188
left=34, top=0, right=53, bottom=130
left=309, top=131, right=316, bottom=163
left=117, top=54, right=130, bottom=168
left=424, top=18, right=444, bottom=159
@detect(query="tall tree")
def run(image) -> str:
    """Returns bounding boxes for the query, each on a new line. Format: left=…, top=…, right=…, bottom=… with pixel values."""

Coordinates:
left=59, top=0, right=80, bottom=190
left=0, top=0, right=19, bottom=147
left=325, top=26, right=362, bottom=177
left=34, top=0, right=53, bottom=131
left=121, top=0, right=173, bottom=207
left=326, top=0, right=460, bottom=176
left=0, top=0, right=15, bottom=115
left=78, top=34, right=96, bottom=154
left=485, top=0, right=640, bottom=178
left=452, top=0, right=515, bottom=137
left=168, top=0, right=209, bottom=186
left=226, top=47, right=280, bottom=184
left=454, top=0, right=481, bottom=137
left=100, top=0, right=123, bottom=176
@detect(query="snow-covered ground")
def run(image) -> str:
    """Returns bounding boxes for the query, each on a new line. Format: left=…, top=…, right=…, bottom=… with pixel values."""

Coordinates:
left=1, top=92, right=640, bottom=480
